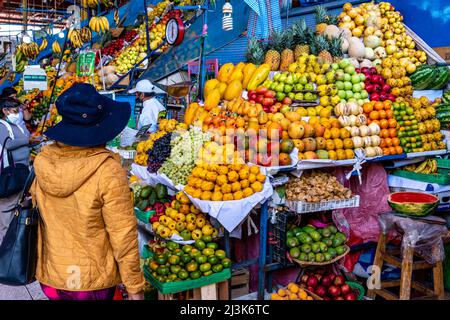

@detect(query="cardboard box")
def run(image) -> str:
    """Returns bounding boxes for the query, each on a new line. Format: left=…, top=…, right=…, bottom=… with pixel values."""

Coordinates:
left=434, top=46, right=450, bottom=62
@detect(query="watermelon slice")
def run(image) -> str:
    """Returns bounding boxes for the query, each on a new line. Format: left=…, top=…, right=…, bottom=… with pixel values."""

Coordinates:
left=387, top=192, right=439, bottom=216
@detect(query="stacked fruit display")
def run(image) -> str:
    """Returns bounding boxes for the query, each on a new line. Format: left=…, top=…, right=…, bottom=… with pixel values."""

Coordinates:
left=359, top=66, right=395, bottom=102
left=286, top=224, right=348, bottom=263
left=113, top=35, right=148, bottom=74
left=147, top=132, right=173, bottom=173
left=271, top=283, right=315, bottom=300
left=299, top=269, right=358, bottom=300
left=335, top=101, right=383, bottom=158
left=286, top=171, right=353, bottom=203
left=147, top=239, right=231, bottom=283
left=362, top=100, right=402, bottom=156
left=100, top=30, right=139, bottom=57
left=159, top=128, right=211, bottom=186
left=332, top=58, right=369, bottom=105
left=393, top=101, right=445, bottom=153
left=377, top=57, right=413, bottom=98
left=134, top=119, right=185, bottom=166
left=264, top=71, right=320, bottom=104
left=132, top=183, right=170, bottom=213
left=184, top=157, right=266, bottom=201
left=151, top=191, right=218, bottom=240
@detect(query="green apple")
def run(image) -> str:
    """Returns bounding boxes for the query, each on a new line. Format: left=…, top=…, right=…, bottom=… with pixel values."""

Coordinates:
left=335, top=81, right=344, bottom=90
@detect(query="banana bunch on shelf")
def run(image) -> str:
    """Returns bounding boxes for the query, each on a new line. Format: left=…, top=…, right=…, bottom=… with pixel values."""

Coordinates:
left=52, top=41, right=62, bottom=54
left=403, top=159, right=438, bottom=174
left=39, top=39, right=48, bottom=51
left=89, top=16, right=110, bottom=33
left=17, top=42, right=39, bottom=60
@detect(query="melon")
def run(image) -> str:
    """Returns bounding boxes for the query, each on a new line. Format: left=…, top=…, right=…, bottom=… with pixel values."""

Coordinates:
left=387, top=192, right=439, bottom=216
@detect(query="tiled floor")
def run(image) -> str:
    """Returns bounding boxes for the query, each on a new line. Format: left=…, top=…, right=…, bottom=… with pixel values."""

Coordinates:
left=0, top=281, right=47, bottom=300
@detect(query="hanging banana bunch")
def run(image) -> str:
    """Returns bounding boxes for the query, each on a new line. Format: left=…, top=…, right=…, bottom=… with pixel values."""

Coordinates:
left=52, top=40, right=62, bottom=54
left=39, top=38, right=48, bottom=51
left=87, top=0, right=99, bottom=8
left=68, top=29, right=83, bottom=48
left=89, top=16, right=110, bottom=33
left=80, top=27, right=92, bottom=43
left=17, top=42, right=39, bottom=60
left=100, top=0, right=114, bottom=8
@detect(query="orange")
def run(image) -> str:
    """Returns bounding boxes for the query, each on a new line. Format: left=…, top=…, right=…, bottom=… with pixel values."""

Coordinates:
left=289, top=293, right=298, bottom=300
left=389, top=128, right=397, bottom=138
left=287, top=283, right=299, bottom=293
left=380, top=129, right=390, bottom=139
left=392, top=137, right=400, bottom=146
left=380, top=139, right=387, bottom=148
left=278, top=288, right=287, bottom=297
left=388, top=118, right=397, bottom=128
left=389, top=146, right=397, bottom=155
left=395, top=146, right=403, bottom=154
left=380, top=119, right=389, bottom=129
left=379, top=110, right=387, bottom=119
left=385, top=137, right=392, bottom=147
left=383, top=148, right=390, bottom=155
left=374, top=101, right=384, bottom=111
left=298, top=290, right=308, bottom=300
left=386, top=110, right=394, bottom=119
left=271, top=293, right=280, bottom=300
left=363, top=103, right=373, bottom=114
left=306, top=296, right=313, bottom=300
left=369, top=111, right=379, bottom=120
left=383, top=101, right=392, bottom=110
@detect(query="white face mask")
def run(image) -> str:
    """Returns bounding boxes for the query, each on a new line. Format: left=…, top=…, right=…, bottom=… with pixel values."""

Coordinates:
left=6, top=112, right=22, bottom=125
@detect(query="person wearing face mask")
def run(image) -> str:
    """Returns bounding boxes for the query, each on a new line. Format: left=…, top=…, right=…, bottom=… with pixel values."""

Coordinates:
left=0, top=87, right=31, bottom=137
left=128, top=79, right=166, bottom=133
left=0, top=100, right=30, bottom=244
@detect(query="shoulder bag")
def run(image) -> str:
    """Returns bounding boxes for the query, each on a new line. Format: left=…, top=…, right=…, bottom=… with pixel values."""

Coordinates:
left=0, top=168, right=38, bottom=285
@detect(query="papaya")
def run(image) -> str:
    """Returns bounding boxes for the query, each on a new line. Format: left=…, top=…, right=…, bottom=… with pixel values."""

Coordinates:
left=217, top=82, right=228, bottom=99
left=247, top=64, right=271, bottom=91
left=242, top=63, right=257, bottom=89
left=217, top=63, right=234, bottom=83
left=228, top=69, right=244, bottom=84
left=203, top=79, right=220, bottom=99
left=204, top=89, right=221, bottom=111
left=185, top=102, right=199, bottom=126
left=223, top=80, right=243, bottom=101
left=235, top=62, right=246, bottom=71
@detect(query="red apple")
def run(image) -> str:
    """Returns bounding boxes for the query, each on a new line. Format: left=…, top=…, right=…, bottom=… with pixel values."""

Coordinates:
left=269, top=105, right=278, bottom=113
left=334, top=275, right=346, bottom=286
left=365, top=84, right=374, bottom=93
left=264, top=90, right=276, bottom=98
left=382, top=84, right=391, bottom=92
left=256, top=86, right=268, bottom=95
left=315, top=285, right=327, bottom=297
left=370, top=93, right=380, bottom=101
left=369, top=67, right=377, bottom=75
left=320, top=275, right=333, bottom=287
left=262, top=97, right=274, bottom=107
left=306, top=275, right=319, bottom=288
left=255, top=95, right=264, bottom=104
left=281, top=97, right=292, bottom=105
left=328, top=285, right=341, bottom=297
left=345, top=293, right=357, bottom=300
left=361, top=67, right=369, bottom=74
left=249, top=93, right=257, bottom=101
left=340, top=284, right=351, bottom=295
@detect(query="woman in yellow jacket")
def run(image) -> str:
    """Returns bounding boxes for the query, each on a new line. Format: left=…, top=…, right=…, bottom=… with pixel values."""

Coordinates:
left=31, top=83, right=144, bottom=300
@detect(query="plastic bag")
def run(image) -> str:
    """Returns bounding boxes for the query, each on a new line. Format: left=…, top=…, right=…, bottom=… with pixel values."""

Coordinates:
left=379, top=214, right=448, bottom=264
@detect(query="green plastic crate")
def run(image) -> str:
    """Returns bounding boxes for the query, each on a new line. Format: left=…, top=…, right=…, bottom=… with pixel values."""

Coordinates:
left=134, top=208, right=156, bottom=224
left=436, top=158, right=450, bottom=170
left=144, top=265, right=231, bottom=295
left=142, top=244, right=154, bottom=259
left=391, top=170, right=450, bottom=185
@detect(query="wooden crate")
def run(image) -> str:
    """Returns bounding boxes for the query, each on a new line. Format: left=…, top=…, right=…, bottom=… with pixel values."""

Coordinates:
left=158, top=280, right=229, bottom=300
left=231, top=269, right=250, bottom=299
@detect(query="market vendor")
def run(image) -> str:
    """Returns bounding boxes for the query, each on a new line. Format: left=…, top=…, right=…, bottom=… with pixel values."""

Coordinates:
left=129, top=79, right=166, bottom=133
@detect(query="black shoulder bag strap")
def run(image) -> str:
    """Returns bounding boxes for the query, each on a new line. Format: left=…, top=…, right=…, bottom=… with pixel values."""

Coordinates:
left=0, top=136, right=11, bottom=172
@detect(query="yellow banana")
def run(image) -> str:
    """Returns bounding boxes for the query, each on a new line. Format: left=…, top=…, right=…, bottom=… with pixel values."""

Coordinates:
left=102, top=17, right=109, bottom=31
left=39, top=39, right=48, bottom=51
left=414, top=160, right=428, bottom=173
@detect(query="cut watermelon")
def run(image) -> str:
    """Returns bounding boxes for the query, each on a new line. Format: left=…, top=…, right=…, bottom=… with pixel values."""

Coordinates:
left=387, top=192, right=439, bottom=216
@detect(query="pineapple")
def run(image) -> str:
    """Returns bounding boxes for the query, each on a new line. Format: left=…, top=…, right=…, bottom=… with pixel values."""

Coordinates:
left=313, top=35, right=333, bottom=64
left=327, top=36, right=343, bottom=63
left=314, top=5, right=329, bottom=34
left=264, top=30, right=284, bottom=71
left=315, top=5, right=339, bottom=34
left=292, top=19, right=311, bottom=59
left=279, top=31, right=295, bottom=71
left=246, top=39, right=266, bottom=65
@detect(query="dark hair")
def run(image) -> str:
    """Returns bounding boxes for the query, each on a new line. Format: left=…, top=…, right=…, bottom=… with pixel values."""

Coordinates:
left=1, top=99, right=20, bottom=118
left=1, top=87, right=17, bottom=98
left=141, top=92, right=155, bottom=98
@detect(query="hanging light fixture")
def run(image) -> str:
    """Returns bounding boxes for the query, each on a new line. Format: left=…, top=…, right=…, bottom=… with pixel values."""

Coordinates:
left=222, top=1, right=233, bottom=31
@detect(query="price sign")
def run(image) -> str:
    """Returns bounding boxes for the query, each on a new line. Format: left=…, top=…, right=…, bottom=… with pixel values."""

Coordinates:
left=23, top=65, right=47, bottom=90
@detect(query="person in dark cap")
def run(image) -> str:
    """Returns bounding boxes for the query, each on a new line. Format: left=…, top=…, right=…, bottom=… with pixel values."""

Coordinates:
left=0, top=87, right=31, bottom=137
left=30, top=83, right=144, bottom=300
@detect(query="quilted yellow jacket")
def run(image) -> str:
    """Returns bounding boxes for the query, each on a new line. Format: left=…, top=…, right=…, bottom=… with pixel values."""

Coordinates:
left=30, top=143, right=144, bottom=293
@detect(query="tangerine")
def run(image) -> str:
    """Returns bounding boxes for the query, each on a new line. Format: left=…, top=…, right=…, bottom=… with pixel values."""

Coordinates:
left=386, top=110, right=394, bottom=119
left=395, top=146, right=403, bottom=154
left=369, top=111, right=379, bottom=120
left=392, top=137, right=400, bottom=146
left=363, top=103, right=373, bottom=114
left=383, top=148, right=390, bottom=155
left=379, top=110, right=387, bottom=119
left=380, top=129, right=390, bottom=138
left=385, top=138, right=393, bottom=147
left=389, top=146, right=397, bottom=155
left=388, top=119, right=397, bottom=128
left=389, top=128, right=397, bottom=137
left=374, top=101, right=384, bottom=111
left=380, top=119, right=389, bottom=129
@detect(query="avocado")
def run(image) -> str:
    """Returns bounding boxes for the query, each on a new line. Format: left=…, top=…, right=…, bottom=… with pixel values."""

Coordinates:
left=323, top=238, right=333, bottom=247
left=289, top=247, right=301, bottom=259
left=298, top=253, right=308, bottom=261
left=332, top=235, right=344, bottom=247
left=324, top=252, right=332, bottom=261
left=286, top=230, right=294, bottom=238
left=321, top=228, right=332, bottom=238
left=335, top=245, right=347, bottom=256
left=286, top=237, right=299, bottom=248
left=297, top=232, right=312, bottom=244
left=149, top=190, right=157, bottom=205
left=155, top=183, right=168, bottom=199
left=328, top=225, right=338, bottom=234
left=140, top=186, right=153, bottom=199
left=315, top=253, right=325, bottom=262
left=307, top=252, right=316, bottom=262
left=318, top=242, right=328, bottom=253
left=292, top=227, right=303, bottom=236
left=327, top=248, right=337, bottom=258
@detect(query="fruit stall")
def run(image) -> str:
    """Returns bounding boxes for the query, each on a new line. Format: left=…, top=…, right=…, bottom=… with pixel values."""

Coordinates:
left=2, top=0, right=450, bottom=302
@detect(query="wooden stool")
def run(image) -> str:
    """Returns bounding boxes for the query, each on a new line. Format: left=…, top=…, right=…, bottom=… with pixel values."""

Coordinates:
left=158, top=280, right=229, bottom=300
left=367, top=232, right=445, bottom=300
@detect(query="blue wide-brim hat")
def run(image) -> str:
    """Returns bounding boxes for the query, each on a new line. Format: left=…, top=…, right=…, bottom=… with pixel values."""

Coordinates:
left=44, top=83, right=131, bottom=147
